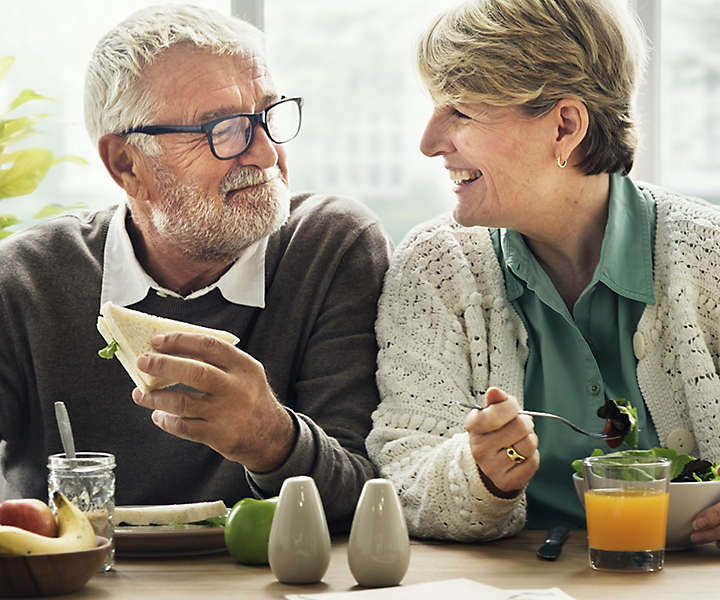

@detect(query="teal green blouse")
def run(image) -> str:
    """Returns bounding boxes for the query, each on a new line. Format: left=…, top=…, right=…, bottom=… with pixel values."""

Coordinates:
left=490, top=173, right=659, bottom=529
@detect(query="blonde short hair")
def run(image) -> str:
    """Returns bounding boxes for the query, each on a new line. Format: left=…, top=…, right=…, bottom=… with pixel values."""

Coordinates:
left=418, top=0, right=647, bottom=175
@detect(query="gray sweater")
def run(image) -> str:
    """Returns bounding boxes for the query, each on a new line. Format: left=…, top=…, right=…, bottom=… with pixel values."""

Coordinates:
left=0, top=193, right=391, bottom=529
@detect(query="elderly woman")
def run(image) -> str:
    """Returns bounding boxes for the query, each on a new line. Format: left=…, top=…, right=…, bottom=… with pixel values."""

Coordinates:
left=367, top=0, right=720, bottom=544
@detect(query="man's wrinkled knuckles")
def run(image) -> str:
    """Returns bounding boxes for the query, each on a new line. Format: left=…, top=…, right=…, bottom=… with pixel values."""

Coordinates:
left=153, top=409, right=196, bottom=441
left=184, top=358, right=215, bottom=385
left=197, top=333, right=229, bottom=355
left=165, top=391, right=192, bottom=418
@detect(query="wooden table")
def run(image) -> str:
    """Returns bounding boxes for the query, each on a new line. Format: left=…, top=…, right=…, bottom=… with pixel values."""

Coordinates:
left=76, top=530, right=719, bottom=599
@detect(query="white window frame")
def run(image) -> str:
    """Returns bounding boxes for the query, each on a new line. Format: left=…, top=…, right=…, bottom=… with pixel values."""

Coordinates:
left=630, top=0, right=661, bottom=185
left=232, top=0, right=264, bottom=29
left=236, top=0, right=715, bottom=201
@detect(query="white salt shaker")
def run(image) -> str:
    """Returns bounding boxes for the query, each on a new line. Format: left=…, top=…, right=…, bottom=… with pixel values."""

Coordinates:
left=268, top=476, right=331, bottom=584
left=347, top=478, right=410, bottom=587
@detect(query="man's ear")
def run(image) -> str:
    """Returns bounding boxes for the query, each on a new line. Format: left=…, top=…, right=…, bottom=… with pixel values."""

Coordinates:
left=552, top=98, right=589, bottom=165
left=98, top=134, right=144, bottom=198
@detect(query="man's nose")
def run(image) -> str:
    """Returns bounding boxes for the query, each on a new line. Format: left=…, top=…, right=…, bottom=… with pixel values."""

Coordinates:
left=236, top=124, right=279, bottom=170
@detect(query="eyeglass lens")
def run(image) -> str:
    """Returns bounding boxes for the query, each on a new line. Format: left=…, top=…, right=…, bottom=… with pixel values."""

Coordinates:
left=210, top=99, right=301, bottom=159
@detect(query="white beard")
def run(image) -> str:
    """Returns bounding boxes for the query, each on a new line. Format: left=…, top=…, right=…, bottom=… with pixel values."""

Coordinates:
left=148, top=162, right=290, bottom=262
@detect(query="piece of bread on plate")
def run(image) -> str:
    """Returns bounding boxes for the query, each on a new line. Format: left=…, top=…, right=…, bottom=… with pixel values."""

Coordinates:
left=96, top=302, right=239, bottom=393
left=114, top=500, right=228, bottom=526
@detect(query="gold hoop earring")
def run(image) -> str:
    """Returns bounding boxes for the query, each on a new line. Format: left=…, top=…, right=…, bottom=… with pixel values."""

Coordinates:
left=557, top=156, right=567, bottom=169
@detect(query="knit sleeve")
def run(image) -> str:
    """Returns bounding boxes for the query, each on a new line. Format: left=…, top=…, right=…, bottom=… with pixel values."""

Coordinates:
left=367, top=221, right=525, bottom=542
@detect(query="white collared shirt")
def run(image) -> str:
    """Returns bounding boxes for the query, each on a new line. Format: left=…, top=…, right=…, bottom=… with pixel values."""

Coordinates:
left=99, top=202, right=267, bottom=309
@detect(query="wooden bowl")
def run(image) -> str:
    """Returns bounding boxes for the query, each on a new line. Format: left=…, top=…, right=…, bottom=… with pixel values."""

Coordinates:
left=0, top=536, right=110, bottom=597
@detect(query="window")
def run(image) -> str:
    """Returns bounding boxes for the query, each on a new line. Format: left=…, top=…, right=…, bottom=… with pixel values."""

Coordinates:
left=258, top=0, right=720, bottom=240
left=657, top=1, right=720, bottom=200
left=3, top=1, right=719, bottom=243
left=261, top=1, right=459, bottom=242
left=1, top=1, right=229, bottom=226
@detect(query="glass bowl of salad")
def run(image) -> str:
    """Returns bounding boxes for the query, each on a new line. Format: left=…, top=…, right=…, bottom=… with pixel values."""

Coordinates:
left=572, top=447, right=720, bottom=550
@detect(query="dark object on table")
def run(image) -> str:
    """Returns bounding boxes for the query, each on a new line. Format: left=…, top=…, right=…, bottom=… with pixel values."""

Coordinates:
left=536, top=525, right=570, bottom=561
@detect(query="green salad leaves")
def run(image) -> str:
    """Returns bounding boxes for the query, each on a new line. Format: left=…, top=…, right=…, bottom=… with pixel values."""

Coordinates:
left=572, top=447, right=720, bottom=482
left=98, top=339, right=119, bottom=359
left=597, top=398, right=638, bottom=449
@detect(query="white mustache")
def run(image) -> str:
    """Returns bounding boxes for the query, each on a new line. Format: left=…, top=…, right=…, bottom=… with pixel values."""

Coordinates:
left=220, top=165, right=281, bottom=195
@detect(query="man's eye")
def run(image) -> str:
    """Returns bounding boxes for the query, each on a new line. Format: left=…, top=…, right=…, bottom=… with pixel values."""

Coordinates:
left=453, top=108, right=471, bottom=119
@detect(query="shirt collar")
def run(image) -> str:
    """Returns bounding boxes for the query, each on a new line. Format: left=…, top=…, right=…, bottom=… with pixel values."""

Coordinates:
left=100, top=202, right=267, bottom=310
left=594, top=173, right=655, bottom=303
left=498, top=173, right=655, bottom=305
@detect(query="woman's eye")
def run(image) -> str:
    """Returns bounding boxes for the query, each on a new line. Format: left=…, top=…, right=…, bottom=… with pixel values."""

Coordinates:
left=453, top=108, right=471, bottom=119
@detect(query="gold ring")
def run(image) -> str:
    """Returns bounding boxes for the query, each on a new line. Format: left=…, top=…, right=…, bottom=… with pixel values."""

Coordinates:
left=506, top=446, right=526, bottom=464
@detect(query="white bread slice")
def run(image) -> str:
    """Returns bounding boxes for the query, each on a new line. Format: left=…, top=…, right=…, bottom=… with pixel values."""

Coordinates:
left=97, top=302, right=240, bottom=393
left=114, top=500, right=228, bottom=526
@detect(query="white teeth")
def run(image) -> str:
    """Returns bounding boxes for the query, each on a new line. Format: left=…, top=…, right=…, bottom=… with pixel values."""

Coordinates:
left=449, top=169, right=482, bottom=184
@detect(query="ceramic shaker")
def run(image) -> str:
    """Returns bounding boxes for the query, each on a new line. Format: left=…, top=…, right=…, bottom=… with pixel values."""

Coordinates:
left=268, top=475, right=331, bottom=584
left=347, top=478, right=410, bottom=587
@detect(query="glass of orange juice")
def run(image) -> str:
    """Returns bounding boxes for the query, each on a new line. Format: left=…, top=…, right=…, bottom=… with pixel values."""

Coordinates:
left=583, top=455, right=671, bottom=572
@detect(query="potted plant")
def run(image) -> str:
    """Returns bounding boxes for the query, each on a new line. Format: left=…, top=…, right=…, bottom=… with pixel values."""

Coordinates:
left=0, top=56, right=86, bottom=239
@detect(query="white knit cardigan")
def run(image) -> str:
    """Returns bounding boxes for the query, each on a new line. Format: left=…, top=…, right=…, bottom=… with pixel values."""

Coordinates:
left=367, top=185, right=720, bottom=542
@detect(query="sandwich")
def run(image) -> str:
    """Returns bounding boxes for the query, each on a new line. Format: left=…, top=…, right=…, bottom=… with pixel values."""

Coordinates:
left=114, top=500, right=228, bottom=529
left=96, top=302, right=240, bottom=393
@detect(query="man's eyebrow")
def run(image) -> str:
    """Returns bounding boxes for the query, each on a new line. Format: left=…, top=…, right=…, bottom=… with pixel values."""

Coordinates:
left=197, top=95, right=280, bottom=123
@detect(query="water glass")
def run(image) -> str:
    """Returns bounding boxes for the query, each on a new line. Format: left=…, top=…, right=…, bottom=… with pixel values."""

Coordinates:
left=47, top=452, right=116, bottom=572
left=583, top=455, right=670, bottom=572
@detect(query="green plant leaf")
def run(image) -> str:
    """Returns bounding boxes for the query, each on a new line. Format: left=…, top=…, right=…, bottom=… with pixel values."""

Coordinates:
left=32, top=202, right=86, bottom=219
left=8, top=89, right=52, bottom=112
left=0, top=229, right=13, bottom=239
left=0, top=148, right=53, bottom=199
left=0, top=214, right=20, bottom=228
left=54, top=154, right=88, bottom=166
left=0, top=116, right=45, bottom=147
left=0, top=57, right=13, bottom=82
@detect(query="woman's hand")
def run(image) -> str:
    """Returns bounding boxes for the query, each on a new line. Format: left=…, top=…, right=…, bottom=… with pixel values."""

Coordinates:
left=465, top=387, right=539, bottom=497
left=690, top=502, right=720, bottom=546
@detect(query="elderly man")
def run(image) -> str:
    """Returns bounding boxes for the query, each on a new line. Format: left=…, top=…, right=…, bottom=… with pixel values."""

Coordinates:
left=0, top=4, right=390, bottom=529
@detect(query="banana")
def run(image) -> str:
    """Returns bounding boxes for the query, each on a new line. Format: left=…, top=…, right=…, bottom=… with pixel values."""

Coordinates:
left=0, top=492, right=96, bottom=555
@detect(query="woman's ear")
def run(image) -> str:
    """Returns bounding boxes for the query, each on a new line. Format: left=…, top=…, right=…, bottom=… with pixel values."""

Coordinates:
left=552, top=98, right=589, bottom=165
left=98, top=134, right=144, bottom=198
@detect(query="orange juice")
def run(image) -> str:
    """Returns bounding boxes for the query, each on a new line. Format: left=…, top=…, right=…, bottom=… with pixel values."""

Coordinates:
left=585, top=488, right=669, bottom=551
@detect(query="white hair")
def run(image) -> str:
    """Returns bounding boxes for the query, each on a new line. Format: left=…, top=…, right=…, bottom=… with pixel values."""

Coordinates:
left=83, top=3, right=265, bottom=153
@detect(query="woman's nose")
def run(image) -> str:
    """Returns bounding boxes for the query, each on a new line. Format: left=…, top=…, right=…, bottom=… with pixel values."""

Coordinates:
left=419, top=111, right=452, bottom=157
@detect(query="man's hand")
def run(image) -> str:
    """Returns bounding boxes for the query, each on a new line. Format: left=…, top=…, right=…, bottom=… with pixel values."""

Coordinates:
left=691, top=501, right=720, bottom=547
left=465, top=387, right=539, bottom=497
left=131, top=332, right=296, bottom=473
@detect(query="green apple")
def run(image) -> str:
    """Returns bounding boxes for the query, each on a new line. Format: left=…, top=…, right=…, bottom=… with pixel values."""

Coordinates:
left=224, top=496, right=278, bottom=565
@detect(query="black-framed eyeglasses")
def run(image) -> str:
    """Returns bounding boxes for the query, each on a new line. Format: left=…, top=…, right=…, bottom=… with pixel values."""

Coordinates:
left=122, top=96, right=303, bottom=160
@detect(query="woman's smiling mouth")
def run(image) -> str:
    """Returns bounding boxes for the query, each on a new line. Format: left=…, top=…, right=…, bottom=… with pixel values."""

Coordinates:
left=449, top=169, right=483, bottom=185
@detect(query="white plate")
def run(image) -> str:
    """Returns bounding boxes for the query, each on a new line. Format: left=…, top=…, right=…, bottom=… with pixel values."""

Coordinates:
left=114, top=523, right=227, bottom=557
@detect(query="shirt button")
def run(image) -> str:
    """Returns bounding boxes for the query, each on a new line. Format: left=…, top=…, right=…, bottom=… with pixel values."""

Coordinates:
left=589, top=383, right=601, bottom=395
left=666, top=428, right=695, bottom=454
left=632, top=331, right=646, bottom=360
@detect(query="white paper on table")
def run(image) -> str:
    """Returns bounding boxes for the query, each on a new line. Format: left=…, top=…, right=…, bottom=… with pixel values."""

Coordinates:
left=285, top=578, right=576, bottom=600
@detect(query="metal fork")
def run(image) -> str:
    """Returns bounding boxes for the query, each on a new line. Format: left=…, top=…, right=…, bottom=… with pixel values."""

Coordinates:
left=456, top=401, right=622, bottom=440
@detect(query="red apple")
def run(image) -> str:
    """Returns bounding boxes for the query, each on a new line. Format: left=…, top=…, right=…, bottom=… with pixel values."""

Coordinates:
left=0, top=498, right=58, bottom=537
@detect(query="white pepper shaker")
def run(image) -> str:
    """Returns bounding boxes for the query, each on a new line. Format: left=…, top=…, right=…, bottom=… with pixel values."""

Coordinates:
left=347, top=478, right=410, bottom=587
left=268, top=476, right=331, bottom=584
